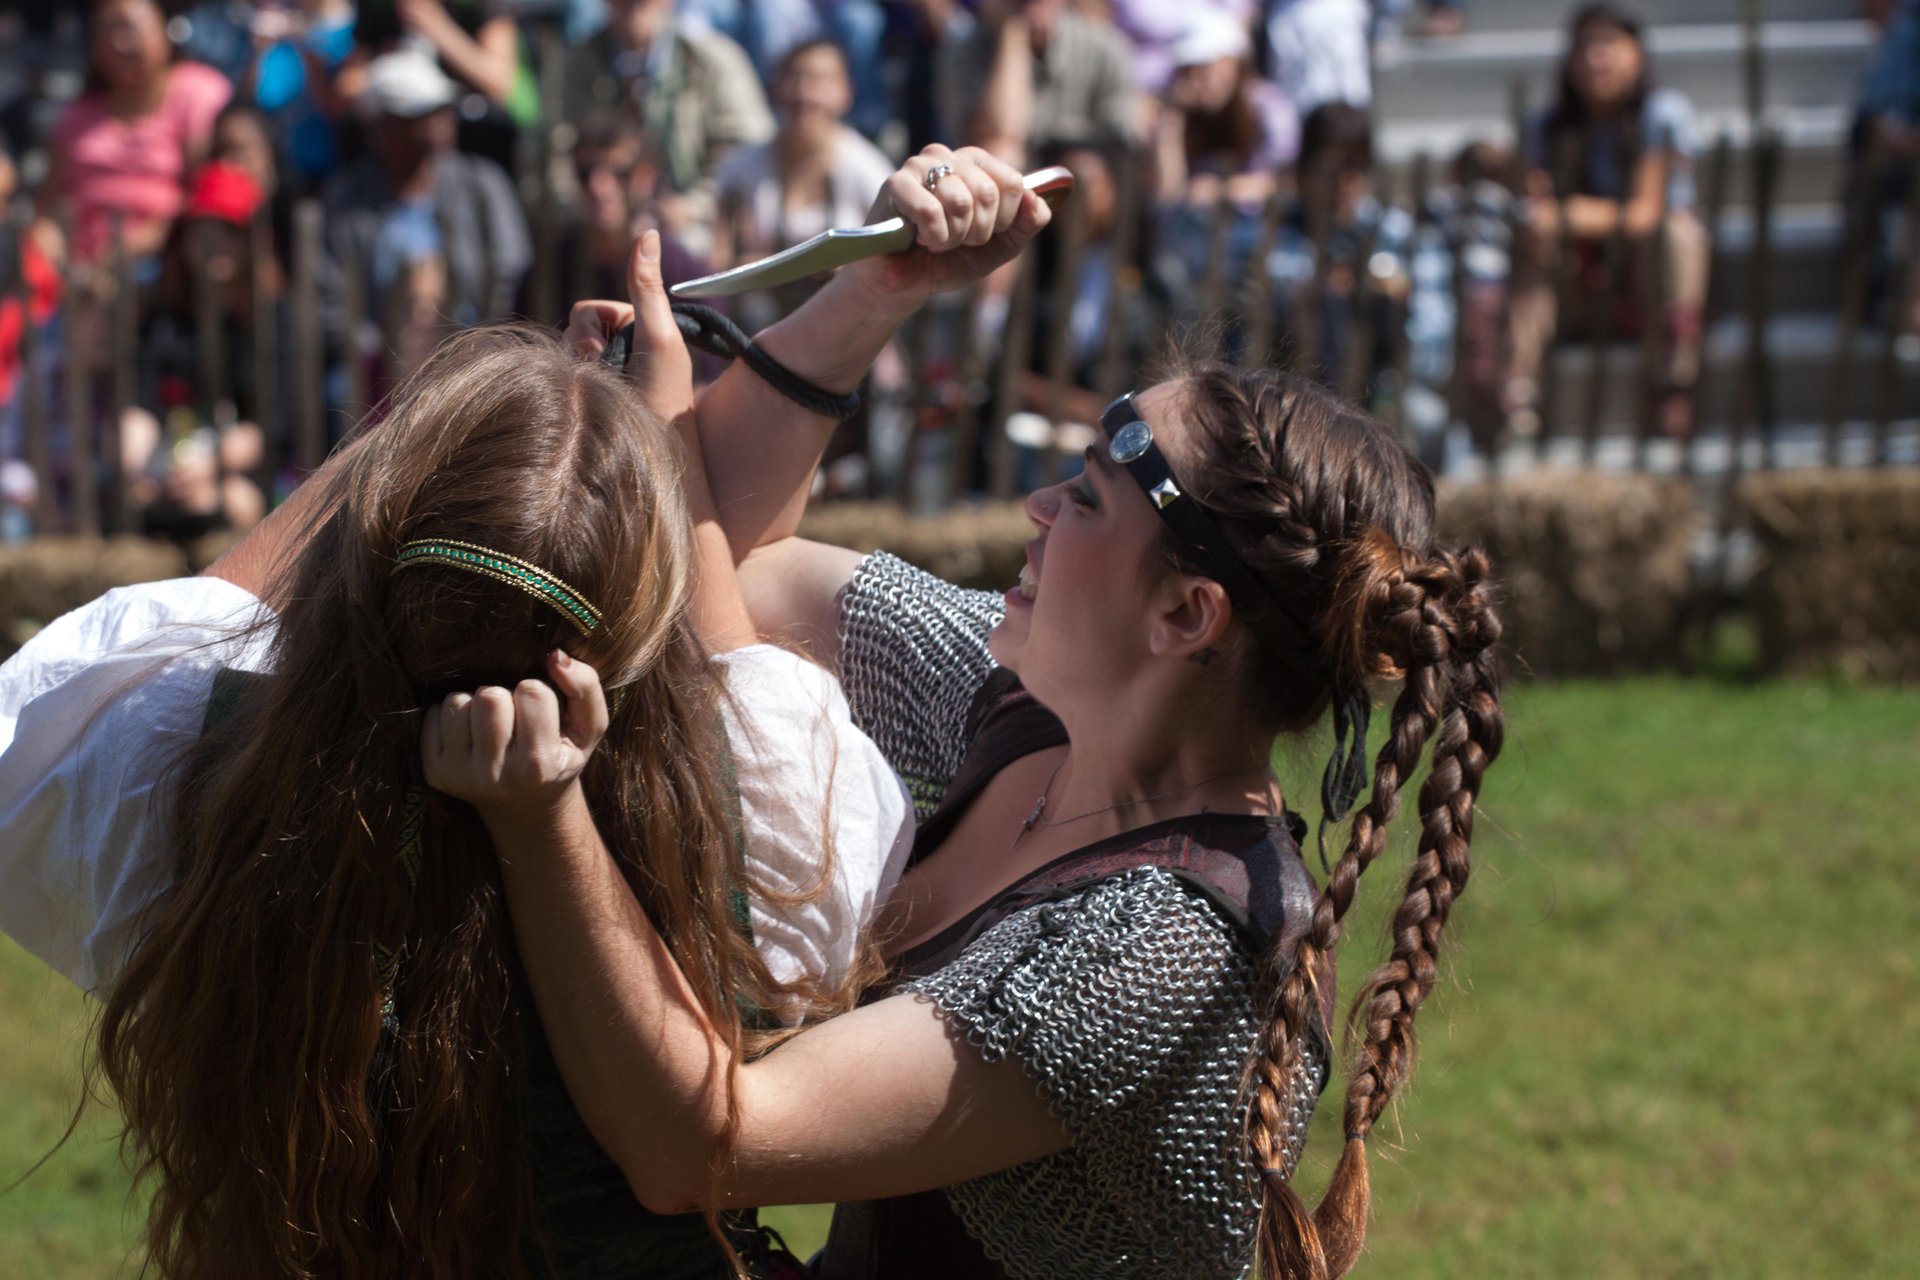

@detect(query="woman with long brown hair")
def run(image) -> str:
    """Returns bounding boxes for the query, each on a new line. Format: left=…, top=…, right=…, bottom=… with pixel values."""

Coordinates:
left=0, top=297, right=922, bottom=1274
left=433, top=146, right=1507, bottom=1279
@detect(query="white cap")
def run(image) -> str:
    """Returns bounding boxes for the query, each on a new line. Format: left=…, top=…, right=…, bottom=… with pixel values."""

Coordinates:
left=360, top=47, right=460, bottom=119
left=1169, top=12, right=1251, bottom=69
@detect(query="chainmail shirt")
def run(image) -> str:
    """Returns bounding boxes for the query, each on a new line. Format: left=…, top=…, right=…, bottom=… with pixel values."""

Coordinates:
left=838, top=551, right=1005, bottom=820
left=836, top=553, right=1326, bottom=1280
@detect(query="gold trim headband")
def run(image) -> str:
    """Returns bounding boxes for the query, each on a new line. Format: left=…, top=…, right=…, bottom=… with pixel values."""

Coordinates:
left=392, top=538, right=603, bottom=635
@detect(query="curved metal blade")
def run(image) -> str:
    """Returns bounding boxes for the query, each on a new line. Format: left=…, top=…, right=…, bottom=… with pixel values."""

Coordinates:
left=670, top=165, right=1076, bottom=300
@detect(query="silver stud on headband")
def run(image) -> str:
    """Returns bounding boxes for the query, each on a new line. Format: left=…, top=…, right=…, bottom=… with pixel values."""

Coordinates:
left=1149, top=477, right=1182, bottom=509
left=1109, top=418, right=1153, bottom=463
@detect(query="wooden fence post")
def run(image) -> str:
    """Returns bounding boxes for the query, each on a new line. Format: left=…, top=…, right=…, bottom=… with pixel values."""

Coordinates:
left=1870, top=153, right=1920, bottom=465
left=1687, top=132, right=1733, bottom=480
left=191, top=219, right=227, bottom=420
left=251, top=207, right=281, bottom=491
left=987, top=250, right=1040, bottom=498
left=1040, top=191, right=1089, bottom=484
left=1824, top=135, right=1879, bottom=464
left=12, top=269, right=54, bottom=533
left=110, top=214, right=138, bottom=534
left=289, top=199, right=325, bottom=474
left=1095, top=146, right=1142, bottom=402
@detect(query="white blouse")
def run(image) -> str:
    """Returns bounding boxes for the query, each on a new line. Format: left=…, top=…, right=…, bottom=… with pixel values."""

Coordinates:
left=0, top=578, right=910, bottom=1002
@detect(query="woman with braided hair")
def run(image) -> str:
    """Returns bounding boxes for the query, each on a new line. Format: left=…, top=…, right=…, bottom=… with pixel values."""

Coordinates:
left=431, top=145, right=1506, bottom=1280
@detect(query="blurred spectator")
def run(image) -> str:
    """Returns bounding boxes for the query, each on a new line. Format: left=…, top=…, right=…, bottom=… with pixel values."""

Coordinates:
left=1109, top=0, right=1256, bottom=96
left=1264, top=0, right=1371, bottom=115
left=119, top=401, right=267, bottom=541
left=1410, top=140, right=1514, bottom=445
left=938, top=0, right=1138, bottom=166
left=207, top=102, right=281, bottom=203
left=1151, top=12, right=1298, bottom=211
left=563, top=0, right=775, bottom=210
left=714, top=38, right=895, bottom=329
left=350, top=0, right=524, bottom=111
left=1849, top=0, right=1920, bottom=339
left=349, top=0, right=536, bottom=167
left=170, top=1, right=265, bottom=86
left=1504, top=3, right=1708, bottom=438
left=149, top=155, right=283, bottom=426
left=564, top=112, right=715, bottom=302
left=1266, top=103, right=1413, bottom=409
left=1, top=143, right=63, bottom=449
left=246, top=0, right=359, bottom=191
left=680, top=0, right=894, bottom=141
left=33, top=0, right=233, bottom=274
left=125, top=157, right=274, bottom=540
left=319, top=49, right=529, bottom=369
left=1374, top=0, right=1470, bottom=43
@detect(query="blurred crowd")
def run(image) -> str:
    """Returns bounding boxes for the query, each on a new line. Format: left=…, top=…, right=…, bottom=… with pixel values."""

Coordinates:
left=0, top=0, right=1912, bottom=541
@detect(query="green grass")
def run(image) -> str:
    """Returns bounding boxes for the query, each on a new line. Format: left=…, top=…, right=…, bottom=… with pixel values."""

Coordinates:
left=5, top=678, right=1917, bottom=1277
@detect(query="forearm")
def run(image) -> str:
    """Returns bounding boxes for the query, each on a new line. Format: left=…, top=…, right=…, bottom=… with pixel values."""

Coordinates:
left=675, top=415, right=759, bottom=651
left=695, top=270, right=918, bottom=560
left=424, top=16, right=517, bottom=104
left=492, top=790, right=1066, bottom=1211
left=485, top=790, right=736, bottom=1209
left=971, top=20, right=1033, bottom=151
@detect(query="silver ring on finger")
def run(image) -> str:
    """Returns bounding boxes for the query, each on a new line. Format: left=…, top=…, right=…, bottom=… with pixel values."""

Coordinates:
left=923, top=164, right=956, bottom=193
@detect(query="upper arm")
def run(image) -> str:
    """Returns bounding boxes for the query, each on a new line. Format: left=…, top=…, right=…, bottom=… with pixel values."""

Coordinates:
left=715, top=991, right=1068, bottom=1208
left=735, top=538, right=865, bottom=666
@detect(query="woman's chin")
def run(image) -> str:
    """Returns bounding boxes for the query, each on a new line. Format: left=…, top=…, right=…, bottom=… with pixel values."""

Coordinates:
left=986, top=613, right=1024, bottom=669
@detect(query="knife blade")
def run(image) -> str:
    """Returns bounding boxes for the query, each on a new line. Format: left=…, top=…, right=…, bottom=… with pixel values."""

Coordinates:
left=669, top=165, right=1076, bottom=300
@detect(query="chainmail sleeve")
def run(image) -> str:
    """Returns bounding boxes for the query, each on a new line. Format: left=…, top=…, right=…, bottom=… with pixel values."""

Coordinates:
left=899, top=868, right=1327, bottom=1280
left=837, top=551, right=1005, bottom=820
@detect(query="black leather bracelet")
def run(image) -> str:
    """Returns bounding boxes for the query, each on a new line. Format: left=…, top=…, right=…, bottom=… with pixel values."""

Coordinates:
left=600, top=304, right=863, bottom=421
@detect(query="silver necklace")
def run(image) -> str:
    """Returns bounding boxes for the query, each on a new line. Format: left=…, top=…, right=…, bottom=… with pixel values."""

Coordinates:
left=1014, top=759, right=1275, bottom=846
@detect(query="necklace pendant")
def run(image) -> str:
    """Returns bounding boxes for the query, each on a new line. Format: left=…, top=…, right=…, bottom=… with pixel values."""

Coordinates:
left=1021, top=794, right=1047, bottom=834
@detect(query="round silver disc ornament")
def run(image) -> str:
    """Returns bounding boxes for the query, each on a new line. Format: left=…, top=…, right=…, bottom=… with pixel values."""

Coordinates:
left=1109, top=418, right=1153, bottom=463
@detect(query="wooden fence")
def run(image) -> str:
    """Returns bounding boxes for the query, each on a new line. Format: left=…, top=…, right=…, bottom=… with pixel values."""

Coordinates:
left=3, top=111, right=1917, bottom=544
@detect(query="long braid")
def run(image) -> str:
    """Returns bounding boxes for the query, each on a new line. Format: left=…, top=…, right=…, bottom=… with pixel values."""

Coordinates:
left=1259, top=548, right=1504, bottom=1279
left=1339, top=549, right=1503, bottom=1140
left=1167, top=362, right=1506, bottom=1279
left=1248, top=560, right=1448, bottom=1280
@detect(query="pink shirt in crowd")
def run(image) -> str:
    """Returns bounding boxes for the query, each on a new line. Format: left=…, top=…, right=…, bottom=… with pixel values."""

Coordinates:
left=51, top=61, right=233, bottom=264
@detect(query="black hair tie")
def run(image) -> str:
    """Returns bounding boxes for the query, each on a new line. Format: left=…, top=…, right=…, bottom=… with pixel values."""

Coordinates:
left=1316, top=686, right=1371, bottom=874
left=601, top=304, right=863, bottom=421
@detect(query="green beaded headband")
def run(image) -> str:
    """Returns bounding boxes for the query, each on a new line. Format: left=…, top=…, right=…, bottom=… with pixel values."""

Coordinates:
left=392, top=538, right=603, bottom=635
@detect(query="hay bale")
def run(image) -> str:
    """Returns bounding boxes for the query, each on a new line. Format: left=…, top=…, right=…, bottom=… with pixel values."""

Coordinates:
left=1437, top=472, right=1698, bottom=676
left=1739, top=470, right=1920, bottom=679
left=805, top=477, right=1699, bottom=678
left=0, top=536, right=190, bottom=653
left=799, top=501, right=1034, bottom=592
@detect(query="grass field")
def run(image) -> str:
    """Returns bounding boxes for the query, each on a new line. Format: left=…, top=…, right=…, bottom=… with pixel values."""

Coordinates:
left=4, top=677, right=1917, bottom=1278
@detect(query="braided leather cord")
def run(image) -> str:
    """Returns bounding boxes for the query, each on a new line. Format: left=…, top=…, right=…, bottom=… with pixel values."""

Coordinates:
left=837, top=552, right=1005, bottom=821
left=903, top=869, right=1326, bottom=1280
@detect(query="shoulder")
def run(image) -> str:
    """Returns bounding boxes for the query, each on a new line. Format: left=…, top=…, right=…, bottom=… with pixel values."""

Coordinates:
left=907, top=868, right=1252, bottom=1020
left=714, top=141, right=773, bottom=192
left=675, top=24, right=759, bottom=78
left=834, top=126, right=895, bottom=187
left=1642, top=88, right=1698, bottom=142
left=52, top=95, right=107, bottom=145
left=444, top=149, right=516, bottom=197
left=1061, top=9, right=1135, bottom=67
left=168, top=61, right=235, bottom=114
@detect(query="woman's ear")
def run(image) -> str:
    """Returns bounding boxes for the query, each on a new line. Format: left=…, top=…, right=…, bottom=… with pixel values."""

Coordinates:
left=1148, top=574, right=1235, bottom=663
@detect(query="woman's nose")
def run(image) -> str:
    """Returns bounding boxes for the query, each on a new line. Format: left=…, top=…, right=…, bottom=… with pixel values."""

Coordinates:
left=1025, top=481, right=1061, bottom=528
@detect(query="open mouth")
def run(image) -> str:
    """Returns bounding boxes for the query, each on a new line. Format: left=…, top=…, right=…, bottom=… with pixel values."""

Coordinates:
left=1015, top=561, right=1037, bottom=602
